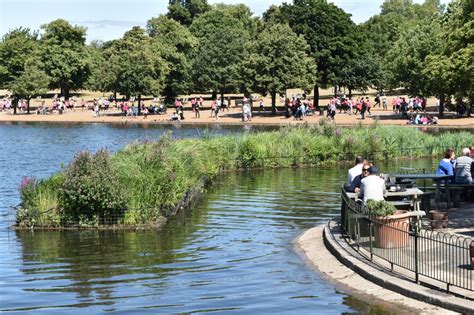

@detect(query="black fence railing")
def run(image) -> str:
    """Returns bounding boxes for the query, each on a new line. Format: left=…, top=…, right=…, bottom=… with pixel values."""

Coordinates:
left=340, top=187, right=473, bottom=293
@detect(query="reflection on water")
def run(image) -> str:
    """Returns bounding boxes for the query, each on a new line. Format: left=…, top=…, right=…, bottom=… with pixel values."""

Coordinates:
left=0, top=122, right=437, bottom=313
left=8, top=169, right=349, bottom=313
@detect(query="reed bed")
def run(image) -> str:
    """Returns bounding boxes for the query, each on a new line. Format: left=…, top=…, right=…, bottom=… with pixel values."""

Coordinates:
left=15, top=123, right=473, bottom=228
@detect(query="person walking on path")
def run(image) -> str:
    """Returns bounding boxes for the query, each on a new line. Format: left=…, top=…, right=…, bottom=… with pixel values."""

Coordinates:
left=382, top=94, right=387, bottom=110
left=366, top=97, right=372, bottom=116
left=194, top=99, right=200, bottom=118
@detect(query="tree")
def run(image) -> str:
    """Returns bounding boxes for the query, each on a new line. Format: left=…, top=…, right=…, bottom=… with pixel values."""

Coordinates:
left=85, top=41, right=111, bottom=95
left=245, top=23, right=316, bottom=113
left=385, top=20, right=442, bottom=96
left=167, top=0, right=210, bottom=26
left=190, top=5, right=254, bottom=100
left=280, top=0, right=357, bottom=106
left=9, top=59, right=50, bottom=114
left=147, top=16, right=196, bottom=104
left=0, top=28, right=41, bottom=114
left=423, top=0, right=473, bottom=116
left=38, top=19, right=90, bottom=100
left=361, top=0, right=445, bottom=91
left=104, top=27, right=168, bottom=115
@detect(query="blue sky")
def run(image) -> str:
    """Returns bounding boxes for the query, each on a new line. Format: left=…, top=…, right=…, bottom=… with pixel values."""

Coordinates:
left=0, top=0, right=446, bottom=42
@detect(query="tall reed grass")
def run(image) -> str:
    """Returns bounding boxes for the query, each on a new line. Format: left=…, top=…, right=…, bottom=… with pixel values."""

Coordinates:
left=16, top=124, right=473, bottom=228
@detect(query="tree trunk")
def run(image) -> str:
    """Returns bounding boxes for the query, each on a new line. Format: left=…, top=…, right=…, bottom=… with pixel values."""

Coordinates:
left=113, top=91, right=117, bottom=101
left=467, top=97, right=473, bottom=117
left=137, top=95, right=141, bottom=116
left=439, top=94, right=445, bottom=118
left=220, top=91, right=224, bottom=105
left=211, top=91, right=217, bottom=100
left=12, top=97, right=18, bottom=115
left=313, top=85, right=319, bottom=108
left=61, top=85, right=70, bottom=100
left=271, top=91, right=276, bottom=114
left=334, top=86, right=337, bottom=97
left=27, top=98, right=31, bottom=114
left=348, top=88, right=352, bottom=99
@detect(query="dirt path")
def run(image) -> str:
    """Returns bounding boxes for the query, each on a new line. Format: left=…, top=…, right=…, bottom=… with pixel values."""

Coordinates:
left=1, top=106, right=473, bottom=128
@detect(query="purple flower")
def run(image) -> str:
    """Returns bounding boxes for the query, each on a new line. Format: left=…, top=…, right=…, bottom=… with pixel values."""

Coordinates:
left=335, top=129, right=342, bottom=137
left=19, top=176, right=36, bottom=192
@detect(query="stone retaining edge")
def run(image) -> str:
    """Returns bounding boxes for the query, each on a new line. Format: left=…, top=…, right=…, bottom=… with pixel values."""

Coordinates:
left=323, top=220, right=474, bottom=314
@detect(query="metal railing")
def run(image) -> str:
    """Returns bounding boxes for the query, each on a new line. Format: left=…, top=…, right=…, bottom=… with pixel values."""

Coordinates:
left=340, top=186, right=473, bottom=292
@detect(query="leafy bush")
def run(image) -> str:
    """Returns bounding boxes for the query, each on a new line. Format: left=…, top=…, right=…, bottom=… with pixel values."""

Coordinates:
left=60, top=149, right=126, bottom=224
left=238, top=136, right=265, bottom=168
left=365, top=199, right=397, bottom=217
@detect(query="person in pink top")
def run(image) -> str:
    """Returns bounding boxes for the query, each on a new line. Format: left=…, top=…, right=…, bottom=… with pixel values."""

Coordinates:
left=210, top=100, right=216, bottom=118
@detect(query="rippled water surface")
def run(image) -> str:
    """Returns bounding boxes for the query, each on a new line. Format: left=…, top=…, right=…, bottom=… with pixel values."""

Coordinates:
left=0, top=122, right=435, bottom=313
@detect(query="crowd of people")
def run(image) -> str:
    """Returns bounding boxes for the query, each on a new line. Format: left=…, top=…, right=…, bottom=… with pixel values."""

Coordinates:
left=1, top=93, right=470, bottom=126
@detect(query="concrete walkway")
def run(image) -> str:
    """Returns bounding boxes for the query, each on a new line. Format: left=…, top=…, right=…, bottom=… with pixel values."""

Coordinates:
left=294, top=224, right=459, bottom=314
left=436, top=200, right=474, bottom=237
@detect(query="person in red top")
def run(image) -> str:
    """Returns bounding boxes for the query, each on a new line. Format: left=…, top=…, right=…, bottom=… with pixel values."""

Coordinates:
left=365, top=97, right=371, bottom=116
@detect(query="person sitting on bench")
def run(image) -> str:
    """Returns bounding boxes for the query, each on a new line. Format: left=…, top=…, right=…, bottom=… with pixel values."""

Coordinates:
left=454, top=147, right=472, bottom=184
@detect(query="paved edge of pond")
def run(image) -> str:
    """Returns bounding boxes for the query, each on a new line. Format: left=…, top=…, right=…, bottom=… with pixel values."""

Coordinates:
left=294, top=224, right=463, bottom=314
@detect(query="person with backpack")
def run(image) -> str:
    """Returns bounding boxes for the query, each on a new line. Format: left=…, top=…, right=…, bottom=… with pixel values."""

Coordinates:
left=374, top=94, right=380, bottom=108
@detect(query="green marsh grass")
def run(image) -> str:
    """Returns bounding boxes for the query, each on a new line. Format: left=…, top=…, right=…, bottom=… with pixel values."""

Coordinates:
left=16, top=125, right=473, bottom=228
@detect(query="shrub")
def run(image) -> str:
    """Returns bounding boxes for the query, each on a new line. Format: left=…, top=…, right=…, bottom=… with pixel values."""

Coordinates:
left=238, top=136, right=264, bottom=168
left=365, top=199, right=397, bottom=217
left=60, top=149, right=126, bottom=224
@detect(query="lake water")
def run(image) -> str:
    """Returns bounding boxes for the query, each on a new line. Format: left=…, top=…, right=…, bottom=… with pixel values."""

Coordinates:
left=0, top=122, right=435, bottom=313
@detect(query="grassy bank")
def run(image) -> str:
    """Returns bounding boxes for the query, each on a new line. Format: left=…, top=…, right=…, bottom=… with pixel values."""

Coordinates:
left=16, top=122, right=473, bottom=228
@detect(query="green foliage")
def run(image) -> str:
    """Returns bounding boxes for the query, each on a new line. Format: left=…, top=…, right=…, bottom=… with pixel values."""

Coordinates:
left=167, top=0, right=211, bottom=26
left=190, top=4, right=254, bottom=97
left=245, top=23, right=316, bottom=111
left=60, top=150, right=126, bottom=224
left=386, top=19, right=442, bottom=95
left=38, top=19, right=90, bottom=99
left=238, top=136, right=266, bottom=168
left=147, top=16, right=196, bottom=103
left=9, top=59, right=50, bottom=102
left=0, top=28, right=38, bottom=88
left=281, top=0, right=357, bottom=89
left=365, top=199, right=397, bottom=217
left=16, top=125, right=474, bottom=228
left=16, top=174, right=62, bottom=228
left=423, top=0, right=473, bottom=111
left=99, top=27, right=169, bottom=104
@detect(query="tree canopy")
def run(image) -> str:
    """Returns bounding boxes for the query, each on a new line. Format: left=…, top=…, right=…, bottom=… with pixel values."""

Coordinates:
left=38, top=19, right=90, bottom=100
left=245, top=23, right=316, bottom=112
left=0, top=0, right=472, bottom=116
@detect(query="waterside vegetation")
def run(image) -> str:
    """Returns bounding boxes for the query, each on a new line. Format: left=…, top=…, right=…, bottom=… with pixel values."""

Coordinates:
left=16, top=123, right=473, bottom=229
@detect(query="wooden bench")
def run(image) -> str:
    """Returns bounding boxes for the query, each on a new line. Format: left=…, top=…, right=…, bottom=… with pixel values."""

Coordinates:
left=450, top=183, right=474, bottom=204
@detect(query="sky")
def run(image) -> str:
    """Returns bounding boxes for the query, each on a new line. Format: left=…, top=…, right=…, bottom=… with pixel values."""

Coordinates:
left=0, top=0, right=447, bottom=43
